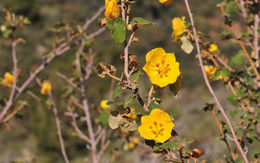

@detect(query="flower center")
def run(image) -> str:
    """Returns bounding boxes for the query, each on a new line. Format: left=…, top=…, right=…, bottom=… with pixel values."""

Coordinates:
left=155, top=60, right=171, bottom=78
left=149, top=121, right=164, bottom=137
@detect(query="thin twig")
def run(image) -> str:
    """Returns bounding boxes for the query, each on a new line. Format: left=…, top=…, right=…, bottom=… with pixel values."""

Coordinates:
left=68, top=111, right=91, bottom=143
left=147, top=85, right=154, bottom=107
left=253, top=0, right=259, bottom=69
left=56, top=72, right=80, bottom=91
left=210, top=109, right=236, bottom=161
left=1, top=103, right=25, bottom=124
left=0, top=41, right=18, bottom=122
left=183, top=0, right=249, bottom=162
left=219, top=6, right=260, bottom=82
left=0, top=8, right=105, bottom=122
left=48, top=92, right=70, bottom=163
left=76, top=41, right=98, bottom=163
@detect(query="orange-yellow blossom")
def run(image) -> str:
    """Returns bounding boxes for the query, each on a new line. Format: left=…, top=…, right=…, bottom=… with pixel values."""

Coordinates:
left=159, top=0, right=173, bottom=5
left=172, top=17, right=186, bottom=42
left=138, top=108, right=174, bottom=143
left=41, top=81, right=52, bottom=95
left=204, top=65, right=216, bottom=81
left=125, top=108, right=137, bottom=119
left=143, top=48, right=180, bottom=88
left=208, top=44, right=220, bottom=55
left=100, top=100, right=111, bottom=110
left=1, top=72, right=14, bottom=87
left=104, top=0, right=120, bottom=19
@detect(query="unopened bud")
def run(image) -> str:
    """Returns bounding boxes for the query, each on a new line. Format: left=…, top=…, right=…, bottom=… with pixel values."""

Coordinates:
left=127, top=24, right=133, bottom=31
left=101, top=18, right=107, bottom=26
left=132, top=37, right=139, bottom=42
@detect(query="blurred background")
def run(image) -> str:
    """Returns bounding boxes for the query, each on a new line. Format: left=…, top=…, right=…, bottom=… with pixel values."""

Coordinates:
left=0, top=0, right=247, bottom=162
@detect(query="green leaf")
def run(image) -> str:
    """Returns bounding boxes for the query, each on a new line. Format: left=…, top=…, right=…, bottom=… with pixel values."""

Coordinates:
left=106, top=18, right=126, bottom=43
left=98, top=113, right=109, bottom=126
left=112, top=84, right=122, bottom=100
left=229, top=109, right=237, bottom=119
left=182, top=138, right=193, bottom=145
left=131, top=17, right=154, bottom=25
left=227, top=94, right=238, bottom=106
left=129, top=70, right=143, bottom=82
left=235, top=87, right=249, bottom=98
left=180, top=36, right=193, bottom=54
left=169, top=74, right=183, bottom=96
left=216, top=1, right=226, bottom=7
left=24, top=18, right=31, bottom=25
left=123, top=94, right=135, bottom=108
left=229, top=51, right=244, bottom=67
left=225, top=0, right=238, bottom=16
left=161, top=141, right=179, bottom=152
left=148, top=101, right=158, bottom=110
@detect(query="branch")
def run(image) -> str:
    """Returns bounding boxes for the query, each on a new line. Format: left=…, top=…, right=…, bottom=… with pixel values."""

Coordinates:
left=253, top=0, right=259, bottom=68
left=0, top=41, right=18, bottom=122
left=56, top=72, right=80, bottom=91
left=76, top=41, right=98, bottom=163
left=183, top=0, right=249, bottom=162
left=0, top=8, right=106, bottom=122
left=48, top=92, right=70, bottom=163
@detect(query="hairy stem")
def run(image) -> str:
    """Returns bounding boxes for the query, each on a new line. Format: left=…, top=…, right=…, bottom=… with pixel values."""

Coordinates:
left=183, top=0, right=249, bottom=162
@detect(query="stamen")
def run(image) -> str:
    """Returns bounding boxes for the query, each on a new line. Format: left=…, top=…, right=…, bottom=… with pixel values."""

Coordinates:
left=157, top=69, right=161, bottom=73
left=156, top=63, right=159, bottom=67
left=166, top=64, right=170, bottom=67
left=160, top=129, right=164, bottom=132
left=153, top=131, right=157, bottom=135
left=159, top=123, right=163, bottom=127
left=162, top=60, right=165, bottom=64
left=164, top=70, right=168, bottom=74
left=153, top=121, right=157, bottom=126
left=149, top=126, right=153, bottom=129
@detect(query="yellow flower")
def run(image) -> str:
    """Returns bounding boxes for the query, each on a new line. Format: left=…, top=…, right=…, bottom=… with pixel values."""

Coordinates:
left=138, top=108, right=174, bottom=143
left=204, top=65, right=216, bottom=81
left=2, top=72, right=14, bottom=87
left=159, top=0, right=173, bottom=5
left=251, top=51, right=255, bottom=57
left=128, top=142, right=135, bottom=149
left=125, top=108, right=136, bottom=119
left=100, top=100, right=111, bottom=110
left=143, top=48, right=180, bottom=88
left=208, top=44, right=220, bottom=55
left=41, top=81, right=52, bottom=95
left=172, top=17, right=186, bottom=42
left=104, top=0, right=120, bottom=19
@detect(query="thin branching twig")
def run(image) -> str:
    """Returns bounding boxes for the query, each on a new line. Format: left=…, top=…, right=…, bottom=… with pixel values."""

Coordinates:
left=183, top=0, right=249, bottom=162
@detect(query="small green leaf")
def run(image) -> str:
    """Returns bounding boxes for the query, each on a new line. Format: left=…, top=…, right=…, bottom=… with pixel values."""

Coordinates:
left=216, top=1, right=226, bottom=7
left=24, top=18, right=31, bottom=25
left=227, top=94, right=238, bottom=106
left=229, top=109, right=237, bottom=119
left=131, top=17, right=154, bottom=25
left=148, top=101, right=158, bottom=110
left=106, top=18, right=126, bottom=43
left=161, top=141, right=179, bottom=152
left=98, top=113, right=109, bottom=126
left=123, top=94, right=135, bottom=108
left=182, top=138, right=193, bottom=145
left=180, top=36, right=193, bottom=54
left=169, top=74, right=183, bottom=96
left=225, top=0, right=238, bottom=16
left=229, top=51, right=244, bottom=67
left=129, top=70, right=143, bottom=82
left=112, top=84, right=122, bottom=100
